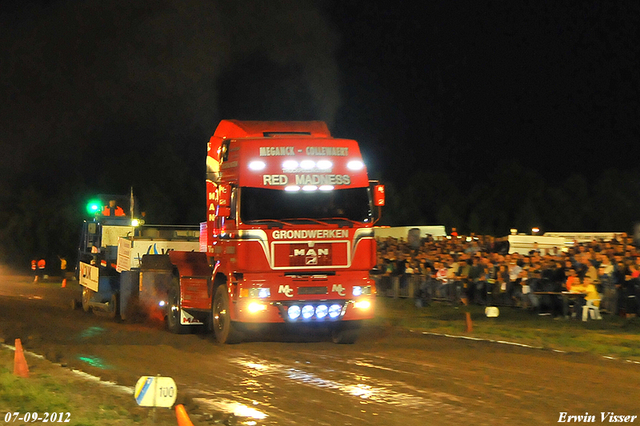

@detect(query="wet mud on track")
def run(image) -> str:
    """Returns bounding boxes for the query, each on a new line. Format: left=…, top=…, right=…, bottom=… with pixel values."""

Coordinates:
left=1, top=275, right=640, bottom=425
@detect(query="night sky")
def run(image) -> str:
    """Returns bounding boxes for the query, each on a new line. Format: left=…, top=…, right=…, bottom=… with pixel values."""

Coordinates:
left=1, top=1, right=639, bottom=258
left=330, top=1, right=639, bottom=180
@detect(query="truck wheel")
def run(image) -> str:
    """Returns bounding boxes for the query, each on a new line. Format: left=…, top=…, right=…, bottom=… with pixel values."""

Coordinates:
left=81, top=287, right=92, bottom=313
left=167, top=284, right=189, bottom=334
left=330, top=320, right=362, bottom=344
left=107, top=293, right=119, bottom=320
left=212, top=285, right=242, bottom=344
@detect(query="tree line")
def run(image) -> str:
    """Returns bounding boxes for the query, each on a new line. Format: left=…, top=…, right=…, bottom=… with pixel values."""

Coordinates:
left=1, top=157, right=638, bottom=271
left=379, top=163, right=640, bottom=238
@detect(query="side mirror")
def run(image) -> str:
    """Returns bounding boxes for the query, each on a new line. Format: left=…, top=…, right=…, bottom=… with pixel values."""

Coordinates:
left=373, top=185, right=385, bottom=207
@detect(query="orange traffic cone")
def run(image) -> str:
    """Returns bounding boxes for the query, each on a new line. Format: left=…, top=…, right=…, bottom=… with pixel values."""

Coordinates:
left=175, top=404, right=195, bottom=426
left=465, top=312, right=473, bottom=333
left=13, top=339, right=29, bottom=378
left=61, top=279, right=67, bottom=288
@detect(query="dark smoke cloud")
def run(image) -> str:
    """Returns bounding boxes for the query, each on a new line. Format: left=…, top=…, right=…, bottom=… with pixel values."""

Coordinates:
left=0, top=0, right=342, bottom=266
left=0, top=0, right=341, bottom=175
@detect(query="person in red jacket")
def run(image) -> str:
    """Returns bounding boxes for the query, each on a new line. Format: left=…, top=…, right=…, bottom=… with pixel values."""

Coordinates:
left=35, top=258, right=46, bottom=282
left=102, top=200, right=125, bottom=216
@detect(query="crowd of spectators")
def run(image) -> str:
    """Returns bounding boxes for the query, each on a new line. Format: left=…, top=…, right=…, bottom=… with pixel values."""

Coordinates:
left=373, top=232, right=640, bottom=318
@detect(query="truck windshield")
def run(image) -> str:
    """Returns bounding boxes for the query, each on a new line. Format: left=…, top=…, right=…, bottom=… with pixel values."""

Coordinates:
left=240, top=187, right=372, bottom=223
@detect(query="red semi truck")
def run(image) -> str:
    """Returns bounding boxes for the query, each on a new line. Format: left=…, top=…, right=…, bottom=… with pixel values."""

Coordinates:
left=141, top=120, right=384, bottom=343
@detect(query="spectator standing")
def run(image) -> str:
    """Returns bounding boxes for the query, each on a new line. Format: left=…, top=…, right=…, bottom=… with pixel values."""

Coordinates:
left=552, top=261, right=567, bottom=291
left=415, top=263, right=435, bottom=308
left=450, top=228, right=458, bottom=239
left=481, top=261, right=495, bottom=305
left=565, top=267, right=577, bottom=291
left=447, top=257, right=462, bottom=303
left=613, top=260, right=630, bottom=316
left=435, top=261, right=449, bottom=299
left=493, top=264, right=510, bottom=305
left=599, top=256, right=616, bottom=313
left=393, top=252, right=409, bottom=292
left=508, top=259, right=523, bottom=305
left=579, top=254, right=599, bottom=285
left=456, top=256, right=471, bottom=304
left=59, top=256, right=68, bottom=286
left=466, top=257, right=483, bottom=304
left=36, top=258, right=46, bottom=282
left=626, top=263, right=640, bottom=316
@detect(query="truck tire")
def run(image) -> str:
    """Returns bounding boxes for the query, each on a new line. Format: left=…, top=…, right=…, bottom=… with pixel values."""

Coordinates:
left=81, top=287, right=93, bottom=313
left=212, top=285, right=243, bottom=344
left=167, top=281, right=189, bottom=334
left=107, top=293, right=119, bottom=320
left=330, top=320, right=361, bottom=344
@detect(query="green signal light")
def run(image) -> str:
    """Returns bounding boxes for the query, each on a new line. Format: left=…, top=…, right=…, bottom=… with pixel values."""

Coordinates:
left=86, top=199, right=102, bottom=215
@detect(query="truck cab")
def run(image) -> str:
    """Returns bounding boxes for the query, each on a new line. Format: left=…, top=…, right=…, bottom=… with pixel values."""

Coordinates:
left=194, top=120, right=384, bottom=343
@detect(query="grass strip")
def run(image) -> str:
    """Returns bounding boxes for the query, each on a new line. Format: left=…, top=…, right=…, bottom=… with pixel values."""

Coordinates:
left=374, top=297, right=640, bottom=361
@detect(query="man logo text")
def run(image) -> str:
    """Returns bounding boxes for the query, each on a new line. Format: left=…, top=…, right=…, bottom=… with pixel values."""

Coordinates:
left=293, top=248, right=329, bottom=257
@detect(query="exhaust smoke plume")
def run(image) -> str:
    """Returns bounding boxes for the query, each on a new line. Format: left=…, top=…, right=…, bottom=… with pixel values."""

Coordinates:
left=0, top=0, right=341, bottom=174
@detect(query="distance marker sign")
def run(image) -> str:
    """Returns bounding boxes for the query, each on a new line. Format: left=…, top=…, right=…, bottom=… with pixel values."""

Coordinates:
left=134, top=376, right=177, bottom=408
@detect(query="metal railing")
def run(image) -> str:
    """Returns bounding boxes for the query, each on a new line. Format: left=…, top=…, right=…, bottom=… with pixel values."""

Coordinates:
left=371, top=273, right=461, bottom=303
left=371, top=274, right=422, bottom=299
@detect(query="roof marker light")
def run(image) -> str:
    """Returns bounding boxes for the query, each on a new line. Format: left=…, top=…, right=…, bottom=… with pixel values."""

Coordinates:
left=282, top=160, right=298, bottom=170
left=285, top=185, right=301, bottom=192
left=249, top=160, right=266, bottom=171
left=316, top=160, right=332, bottom=170
left=319, top=185, right=334, bottom=191
left=302, top=185, right=317, bottom=192
left=347, top=160, right=364, bottom=171
left=300, top=160, right=315, bottom=170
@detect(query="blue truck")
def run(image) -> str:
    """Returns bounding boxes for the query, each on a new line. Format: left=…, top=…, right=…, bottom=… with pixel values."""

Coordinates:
left=76, top=196, right=201, bottom=322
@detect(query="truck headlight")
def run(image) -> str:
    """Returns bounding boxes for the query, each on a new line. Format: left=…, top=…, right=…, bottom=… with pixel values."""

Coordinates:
left=316, top=305, right=328, bottom=319
left=352, top=285, right=372, bottom=296
left=328, top=304, right=342, bottom=319
left=248, top=288, right=271, bottom=298
left=301, top=305, right=314, bottom=319
left=354, top=300, right=371, bottom=310
left=288, top=305, right=301, bottom=320
left=247, top=302, right=267, bottom=313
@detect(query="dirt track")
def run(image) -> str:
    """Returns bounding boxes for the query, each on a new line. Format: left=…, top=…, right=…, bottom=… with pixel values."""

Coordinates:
left=1, top=275, right=640, bottom=425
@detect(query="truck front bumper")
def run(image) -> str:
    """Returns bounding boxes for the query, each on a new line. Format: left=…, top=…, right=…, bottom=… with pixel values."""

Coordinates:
left=232, top=297, right=374, bottom=323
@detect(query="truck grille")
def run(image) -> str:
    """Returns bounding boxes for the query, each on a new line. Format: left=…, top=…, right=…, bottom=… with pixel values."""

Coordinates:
left=297, top=286, right=328, bottom=295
